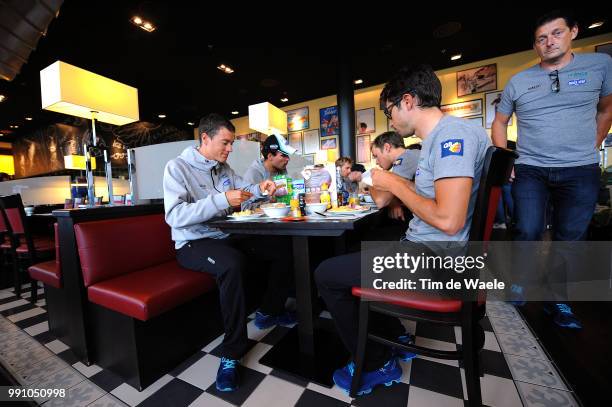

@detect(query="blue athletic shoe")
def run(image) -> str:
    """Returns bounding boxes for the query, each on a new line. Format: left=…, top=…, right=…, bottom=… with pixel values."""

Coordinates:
left=543, top=303, right=582, bottom=329
left=332, top=358, right=402, bottom=396
left=254, top=310, right=297, bottom=329
left=508, top=284, right=526, bottom=306
left=216, top=357, right=239, bottom=392
left=393, top=334, right=417, bottom=361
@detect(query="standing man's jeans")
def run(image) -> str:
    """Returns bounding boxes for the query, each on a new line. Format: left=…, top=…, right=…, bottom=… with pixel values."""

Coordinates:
left=512, top=163, right=600, bottom=241
left=511, top=163, right=600, bottom=300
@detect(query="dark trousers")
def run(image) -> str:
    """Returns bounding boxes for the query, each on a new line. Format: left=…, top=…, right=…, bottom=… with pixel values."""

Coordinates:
left=314, top=251, right=406, bottom=371
left=512, top=163, right=599, bottom=241
left=177, top=235, right=293, bottom=359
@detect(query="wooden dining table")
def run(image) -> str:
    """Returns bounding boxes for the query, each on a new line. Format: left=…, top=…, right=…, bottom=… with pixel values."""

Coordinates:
left=208, top=209, right=380, bottom=387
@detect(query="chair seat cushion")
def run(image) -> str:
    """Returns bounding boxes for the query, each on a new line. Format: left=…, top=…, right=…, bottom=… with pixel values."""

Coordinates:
left=87, top=261, right=216, bottom=321
left=28, top=261, right=61, bottom=289
left=351, top=287, right=463, bottom=313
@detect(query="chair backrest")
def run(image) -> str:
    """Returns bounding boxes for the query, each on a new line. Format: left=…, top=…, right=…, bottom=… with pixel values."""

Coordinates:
left=469, top=146, right=518, bottom=242
left=0, top=194, right=38, bottom=258
left=74, top=213, right=176, bottom=287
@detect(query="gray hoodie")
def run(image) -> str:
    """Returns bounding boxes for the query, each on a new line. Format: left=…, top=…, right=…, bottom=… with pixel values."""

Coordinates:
left=163, top=146, right=263, bottom=249
left=242, top=158, right=286, bottom=184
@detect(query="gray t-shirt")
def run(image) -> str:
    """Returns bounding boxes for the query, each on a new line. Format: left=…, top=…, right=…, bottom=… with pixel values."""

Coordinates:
left=407, top=115, right=491, bottom=243
left=391, top=149, right=420, bottom=180
left=498, top=52, right=612, bottom=167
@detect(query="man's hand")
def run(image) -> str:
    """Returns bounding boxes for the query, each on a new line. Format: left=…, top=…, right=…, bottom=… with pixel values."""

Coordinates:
left=371, top=168, right=404, bottom=192
left=259, top=180, right=276, bottom=195
left=225, top=190, right=253, bottom=207
left=388, top=200, right=405, bottom=221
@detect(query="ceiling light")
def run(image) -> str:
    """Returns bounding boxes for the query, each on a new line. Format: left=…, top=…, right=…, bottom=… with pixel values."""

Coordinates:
left=187, top=122, right=194, bottom=126
left=25, top=117, right=32, bottom=121
left=217, top=64, right=234, bottom=74
left=280, top=98, right=288, bottom=103
left=588, top=21, right=604, bottom=29
left=130, top=16, right=156, bottom=32
left=158, top=114, right=166, bottom=118
left=451, top=54, right=462, bottom=61
left=10, top=125, right=18, bottom=129
left=354, top=79, right=363, bottom=85
left=0, top=95, right=5, bottom=102
left=231, top=111, right=239, bottom=115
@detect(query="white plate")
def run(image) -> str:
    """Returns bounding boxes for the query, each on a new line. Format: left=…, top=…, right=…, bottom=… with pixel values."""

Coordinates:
left=227, top=213, right=263, bottom=221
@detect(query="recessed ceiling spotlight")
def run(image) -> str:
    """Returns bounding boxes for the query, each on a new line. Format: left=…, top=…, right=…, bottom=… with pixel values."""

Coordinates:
left=588, top=21, right=604, bottom=29
left=10, top=125, right=19, bottom=129
left=25, top=117, right=32, bottom=121
left=280, top=98, right=288, bottom=103
left=187, top=122, right=194, bottom=126
left=451, top=54, right=462, bottom=61
left=217, top=64, right=234, bottom=74
left=354, top=79, right=363, bottom=85
left=0, top=95, right=6, bottom=102
left=158, top=114, right=166, bottom=118
left=131, top=16, right=156, bottom=32
left=231, top=111, right=239, bottom=115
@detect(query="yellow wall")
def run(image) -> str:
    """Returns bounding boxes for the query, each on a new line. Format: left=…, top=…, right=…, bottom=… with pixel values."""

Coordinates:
left=230, top=33, right=612, bottom=168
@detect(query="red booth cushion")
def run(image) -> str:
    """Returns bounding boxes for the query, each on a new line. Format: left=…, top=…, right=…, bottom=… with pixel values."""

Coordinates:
left=351, top=287, right=463, bottom=313
left=87, top=260, right=215, bottom=321
left=75, top=214, right=176, bottom=287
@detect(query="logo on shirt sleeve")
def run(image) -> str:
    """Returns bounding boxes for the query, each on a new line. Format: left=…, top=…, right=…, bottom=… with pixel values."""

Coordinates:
left=441, top=139, right=464, bottom=158
left=392, top=158, right=403, bottom=167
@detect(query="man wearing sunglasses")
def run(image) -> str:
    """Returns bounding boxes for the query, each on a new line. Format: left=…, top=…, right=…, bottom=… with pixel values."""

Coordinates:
left=492, top=10, right=612, bottom=329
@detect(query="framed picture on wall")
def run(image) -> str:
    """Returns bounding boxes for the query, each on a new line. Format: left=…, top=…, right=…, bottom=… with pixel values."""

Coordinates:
left=320, top=106, right=339, bottom=137
left=467, top=116, right=484, bottom=127
left=302, top=154, right=315, bottom=165
left=485, top=91, right=513, bottom=129
left=303, top=129, right=320, bottom=154
left=287, top=107, right=309, bottom=132
left=320, top=136, right=337, bottom=150
left=288, top=132, right=303, bottom=155
left=457, top=63, right=497, bottom=97
left=355, top=108, right=375, bottom=134
left=440, top=99, right=483, bottom=118
left=356, top=135, right=371, bottom=163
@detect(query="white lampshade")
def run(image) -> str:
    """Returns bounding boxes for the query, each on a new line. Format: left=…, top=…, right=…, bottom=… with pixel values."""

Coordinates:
left=40, top=61, right=139, bottom=126
left=248, top=102, right=287, bottom=135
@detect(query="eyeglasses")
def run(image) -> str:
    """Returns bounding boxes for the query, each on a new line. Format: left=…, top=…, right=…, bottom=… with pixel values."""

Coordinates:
left=383, top=96, right=403, bottom=119
left=549, top=70, right=560, bottom=93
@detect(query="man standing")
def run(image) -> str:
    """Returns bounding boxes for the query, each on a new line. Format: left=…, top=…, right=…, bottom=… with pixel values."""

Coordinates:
left=163, top=114, right=295, bottom=392
left=315, top=64, right=490, bottom=395
left=492, top=10, right=612, bottom=328
left=243, top=134, right=295, bottom=184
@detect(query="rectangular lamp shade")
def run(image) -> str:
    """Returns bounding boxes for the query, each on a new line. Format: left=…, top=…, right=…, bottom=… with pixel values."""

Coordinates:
left=0, top=155, right=15, bottom=175
left=248, top=102, right=287, bottom=135
left=40, top=61, right=139, bottom=126
left=64, top=155, right=96, bottom=170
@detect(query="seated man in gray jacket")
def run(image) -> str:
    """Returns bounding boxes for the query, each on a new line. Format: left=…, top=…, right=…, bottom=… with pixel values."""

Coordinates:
left=163, top=113, right=295, bottom=393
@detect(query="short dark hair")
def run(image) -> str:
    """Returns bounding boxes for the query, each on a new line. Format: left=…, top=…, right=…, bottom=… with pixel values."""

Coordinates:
left=371, top=131, right=405, bottom=150
left=198, top=113, right=235, bottom=140
left=380, top=64, right=441, bottom=110
left=335, top=156, right=353, bottom=167
left=359, top=122, right=367, bottom=129
left=534, top=9, right=577, bottom=37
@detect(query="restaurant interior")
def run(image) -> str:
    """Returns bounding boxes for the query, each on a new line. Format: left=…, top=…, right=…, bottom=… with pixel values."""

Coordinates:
left=0, top=1, right=611, bottom=406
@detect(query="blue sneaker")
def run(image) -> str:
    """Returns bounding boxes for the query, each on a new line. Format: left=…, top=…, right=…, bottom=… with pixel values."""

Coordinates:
left=508, top=284, right=526, bottom=306
left=543, top=303, right=582, bottom=329
left=216, top=357, right=239, bottom=392
left=254, top=310, right=297, bottom=329
left=332, top=359, right=402, bottom=396
left=393, top=334, right=417, bottom=361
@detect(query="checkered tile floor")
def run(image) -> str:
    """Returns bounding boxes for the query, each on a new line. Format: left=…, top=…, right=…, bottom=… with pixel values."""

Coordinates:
left=0, top=283, right=581, bottom=406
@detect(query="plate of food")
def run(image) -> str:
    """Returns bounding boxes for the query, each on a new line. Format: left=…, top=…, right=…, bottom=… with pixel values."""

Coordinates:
left=328, top=205, right=371, bottom=214
left=227, top=210, right=264, bottom=220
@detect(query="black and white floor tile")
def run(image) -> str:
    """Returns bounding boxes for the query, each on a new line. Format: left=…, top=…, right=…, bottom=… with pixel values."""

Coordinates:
left=0, top=285, right=581, bottom=406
